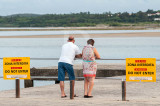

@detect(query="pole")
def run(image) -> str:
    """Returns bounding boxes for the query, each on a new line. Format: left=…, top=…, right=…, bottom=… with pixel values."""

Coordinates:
left=70, top=80, right=74, bottom=99
left=16, top=79, right=20, bottom=98
left=122, top=79, right=126, bottom=101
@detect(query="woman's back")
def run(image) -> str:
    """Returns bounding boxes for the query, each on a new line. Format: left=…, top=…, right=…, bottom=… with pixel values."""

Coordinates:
left=82, top=45, right=95, bottom=61
left=82, top=39, right=100, bottom=98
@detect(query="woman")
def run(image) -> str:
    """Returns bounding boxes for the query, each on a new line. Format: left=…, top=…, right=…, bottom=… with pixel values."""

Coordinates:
left=82, top=39, right=100, bottom=98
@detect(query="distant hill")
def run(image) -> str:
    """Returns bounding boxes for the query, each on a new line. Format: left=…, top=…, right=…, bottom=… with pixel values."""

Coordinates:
left=5, top=13, right=41, bottom=17
left=0, top=9, right=160, bottom=27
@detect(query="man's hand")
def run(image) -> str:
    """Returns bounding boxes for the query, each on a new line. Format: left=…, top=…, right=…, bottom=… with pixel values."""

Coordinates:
left=75, top=54, right=82, bottom=58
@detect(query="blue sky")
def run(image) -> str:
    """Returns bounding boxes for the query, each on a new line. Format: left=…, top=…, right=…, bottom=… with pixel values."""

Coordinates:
left=0, top=0, right=159, bottom=16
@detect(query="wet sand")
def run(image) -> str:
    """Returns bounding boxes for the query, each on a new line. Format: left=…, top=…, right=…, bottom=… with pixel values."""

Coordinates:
left=0, top=32, right=160, bottom=38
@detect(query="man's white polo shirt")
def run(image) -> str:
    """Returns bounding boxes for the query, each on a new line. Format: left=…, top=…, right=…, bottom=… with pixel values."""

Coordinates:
left=58, top=42, right=81, bottom=65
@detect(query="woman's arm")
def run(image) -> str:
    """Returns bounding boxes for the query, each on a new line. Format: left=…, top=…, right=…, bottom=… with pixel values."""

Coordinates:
left=94, top=48, right=100, bottom=59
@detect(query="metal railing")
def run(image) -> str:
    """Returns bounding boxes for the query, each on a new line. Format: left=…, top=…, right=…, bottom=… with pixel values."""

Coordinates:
left=0, top=57, right=160, bottom=61
left=0, top=57, right=159, bottom=79
left=0, top=57, right=159, bottom=100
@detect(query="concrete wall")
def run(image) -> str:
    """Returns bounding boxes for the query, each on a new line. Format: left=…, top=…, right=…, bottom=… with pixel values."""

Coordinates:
left=30, top=67, right=126, bottom=77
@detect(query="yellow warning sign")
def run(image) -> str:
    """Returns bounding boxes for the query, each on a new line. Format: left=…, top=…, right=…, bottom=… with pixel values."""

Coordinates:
left=3, top=57, right=30, bottom=80
left=126, top=58, right=156, bottom=82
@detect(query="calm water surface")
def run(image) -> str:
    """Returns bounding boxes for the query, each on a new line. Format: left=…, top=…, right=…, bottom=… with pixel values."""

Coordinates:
left=0, top=31, right=160, bottom=91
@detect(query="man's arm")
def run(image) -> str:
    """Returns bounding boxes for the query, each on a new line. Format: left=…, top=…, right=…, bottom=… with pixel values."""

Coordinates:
left=75, top=54, right=82, bottom=58
left=75, top=45, right=82, bottom=58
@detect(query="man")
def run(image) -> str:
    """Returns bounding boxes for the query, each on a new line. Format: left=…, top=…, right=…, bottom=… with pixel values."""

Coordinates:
left=58, top=36, right=81, bottom=98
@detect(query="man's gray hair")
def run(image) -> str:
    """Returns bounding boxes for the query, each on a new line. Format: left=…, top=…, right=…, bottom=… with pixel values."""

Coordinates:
left=68, top=36, right=74, bottom=41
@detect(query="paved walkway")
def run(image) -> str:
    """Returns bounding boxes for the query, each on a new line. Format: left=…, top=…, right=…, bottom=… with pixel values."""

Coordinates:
left=0, top=77, right=160, bottom=106
left=0, top=64, right=159, bottom=106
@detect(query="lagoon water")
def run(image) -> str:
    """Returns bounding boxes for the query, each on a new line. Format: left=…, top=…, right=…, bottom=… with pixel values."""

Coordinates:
left=0, top=30, right=160, bottom=91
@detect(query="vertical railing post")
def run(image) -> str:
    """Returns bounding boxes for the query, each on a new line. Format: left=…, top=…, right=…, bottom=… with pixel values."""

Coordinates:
left=122, top=79, right=126, bottom=101
left=16, top=79, right=20, bottom=98
left=70, top=80, right=74, bottom=99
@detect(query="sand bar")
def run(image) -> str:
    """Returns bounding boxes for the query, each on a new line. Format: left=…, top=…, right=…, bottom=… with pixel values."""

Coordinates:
left=0, top=32, right=160, bottom=38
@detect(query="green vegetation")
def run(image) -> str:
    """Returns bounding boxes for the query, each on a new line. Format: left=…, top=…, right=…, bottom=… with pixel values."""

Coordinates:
left=0, top=9, right=160, bottom=27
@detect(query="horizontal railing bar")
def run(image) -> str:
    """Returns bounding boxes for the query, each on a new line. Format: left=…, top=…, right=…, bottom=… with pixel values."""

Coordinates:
left=1, top=76, right=160, bottom=81
left=30, top=58, right=59, bottom=60
left=29, top=76, right=160, bottom=81
left=0, top=58, right=160, bottom=61
left=30, top=76, right=125, bottom=80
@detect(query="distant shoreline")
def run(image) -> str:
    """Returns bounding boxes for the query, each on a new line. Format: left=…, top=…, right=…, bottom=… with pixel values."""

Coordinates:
left=0, top=26, right=160, bottom=31
left=0, top=32, right=160, bottom=38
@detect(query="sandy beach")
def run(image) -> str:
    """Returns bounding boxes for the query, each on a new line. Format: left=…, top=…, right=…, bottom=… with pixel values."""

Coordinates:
left=0, top=32, right=160, bottom=38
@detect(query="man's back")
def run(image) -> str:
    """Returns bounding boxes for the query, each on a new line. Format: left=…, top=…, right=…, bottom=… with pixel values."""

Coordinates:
left=58, top=36, right=81, bottom=98
left=59, top=42, right=80, bottom=65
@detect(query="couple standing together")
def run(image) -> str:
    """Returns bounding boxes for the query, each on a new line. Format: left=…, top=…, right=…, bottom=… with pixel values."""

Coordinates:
left=58, top=36, right=100, bottom=98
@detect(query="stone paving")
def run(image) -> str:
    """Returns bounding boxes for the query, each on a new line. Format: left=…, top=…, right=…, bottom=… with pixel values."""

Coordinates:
left=0, top=63, right=159, bottom=106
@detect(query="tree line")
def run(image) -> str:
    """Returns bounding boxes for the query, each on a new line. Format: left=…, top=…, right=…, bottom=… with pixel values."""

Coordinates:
left=0, top=9, right=160, bottom=27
